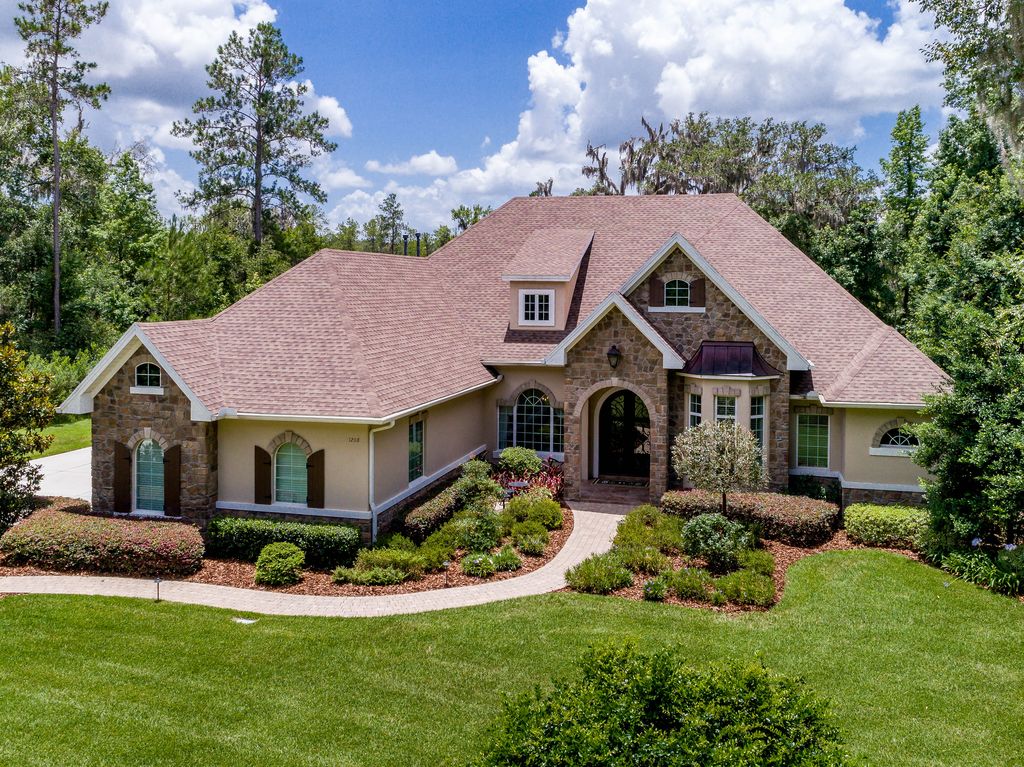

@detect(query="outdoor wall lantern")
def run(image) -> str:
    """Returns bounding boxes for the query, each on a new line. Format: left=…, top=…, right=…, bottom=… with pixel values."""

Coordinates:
left=606, top=345, right=622, bottom=369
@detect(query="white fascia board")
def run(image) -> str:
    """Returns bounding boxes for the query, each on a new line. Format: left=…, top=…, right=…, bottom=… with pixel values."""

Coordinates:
left=818, top=398, right=924, bottom=411
left=543, top=293, right=685, bottom=369
left=59, top=324, right=214, bottom=421
left=619, top=233, right=812, bottom=371
left=681, top=373, right=780, bottom=382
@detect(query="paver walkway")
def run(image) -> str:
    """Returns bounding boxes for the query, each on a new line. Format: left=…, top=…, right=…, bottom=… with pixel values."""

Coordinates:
left=0, top=506, right=623, bottom=617
left=32, top=447, right=91, bottom=502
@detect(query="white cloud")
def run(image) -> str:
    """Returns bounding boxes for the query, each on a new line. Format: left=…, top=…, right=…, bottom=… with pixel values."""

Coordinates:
left=299, top=79, right=353, bottom=138
left=311, top=156, right=371, bottom=191
left=365, top=150, right=458, bottom=176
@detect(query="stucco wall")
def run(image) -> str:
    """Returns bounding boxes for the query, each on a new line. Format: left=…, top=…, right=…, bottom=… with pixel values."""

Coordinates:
left=218, top=420, right=370, bottom=511
left=507, top=279, right=576, bottom=331
left=841, top=408, right=928, bottom=487
left=486, top=366, right=568, bottom=450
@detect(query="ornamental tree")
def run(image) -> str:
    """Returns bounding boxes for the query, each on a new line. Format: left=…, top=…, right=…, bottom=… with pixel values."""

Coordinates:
left=671, top=420, right=767, bottom=514
left=0, top=322, right=54, bottom=531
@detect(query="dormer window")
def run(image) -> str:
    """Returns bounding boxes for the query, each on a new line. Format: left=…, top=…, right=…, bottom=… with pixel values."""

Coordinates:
left=519, top=289, right=554, bottom=327
left=131, top=363, right=164, bottom=394
left=665, top=279, right=690, bottom=307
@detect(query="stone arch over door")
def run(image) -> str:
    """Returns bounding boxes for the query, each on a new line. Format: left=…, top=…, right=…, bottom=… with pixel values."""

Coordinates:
left=126, top=428, right=170, bottom=452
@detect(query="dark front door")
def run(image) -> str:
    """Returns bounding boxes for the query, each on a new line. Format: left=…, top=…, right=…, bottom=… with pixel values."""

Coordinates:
left=598, top=390, right=651, bottom=477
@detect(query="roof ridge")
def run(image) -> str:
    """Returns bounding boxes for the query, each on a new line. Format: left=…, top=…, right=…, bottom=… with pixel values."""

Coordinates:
left=823, top=325, right=892, bottom=400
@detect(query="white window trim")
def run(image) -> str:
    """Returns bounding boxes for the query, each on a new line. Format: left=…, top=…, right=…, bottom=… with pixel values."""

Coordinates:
left=796, top=414, right=830, bottom=469
left=272, top=443, right=308, bottom=508
left=518, top=289, right=556, bottom=327
left=714, top=395, right=737, bottom=423
left=132, top=440, right=165, bottom=516
left=496, top=396, right=564, bottom=455
left=134, top=362, right=162, bottom=389
left=869, top=446, right=917, bottom=457
left=688, top=393, right=702, bottom=428
left=129, top=386, right=165, bottom=396
left=649, top=305, right=706, bottom=314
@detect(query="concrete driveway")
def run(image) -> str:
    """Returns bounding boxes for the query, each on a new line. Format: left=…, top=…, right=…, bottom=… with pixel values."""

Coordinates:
left=31, top=447, right=91, bottom=501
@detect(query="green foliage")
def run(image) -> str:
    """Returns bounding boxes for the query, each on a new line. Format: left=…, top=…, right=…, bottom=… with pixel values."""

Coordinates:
left=331, top=565, right=408, bottom=586
left=253, top=542, right=305, bottom=586
left=354, top=548, right=424, bottom=578
left=737, top=548, right=776, bottom=577
left=668, top=567, right=714, bottom=601
left=24, top=348, right=96, bottom=408
left=453, top=460, right=503, bottom=506
left=492, top=546, right=522, bottom=572
left=205, top=516, right=360, bottom=569
left=715, top=570, right=776, bottom=606
left=845, top=504, right=929, bottom=551
left=0, top=503, right=204, bottom=575
left=511, top=521, right=549, bottom=556
left=403, top=484, right=462, bottom=542
left=376, top=532, right=416, bottom=552
left=564, top=552, right=633, bottom=594
left=942, top=548, right=1023, bottom=596
left=641, top=574, right=669, bottom=601
left=498, top=447, right=542, bottom=477
left=614, top=545, right=669, bottom=575
left=453, top=510, right=502, bottom=553
left=525, top=498, right=562, bottom=530
left=461, top=552, right=497, bottom=578
left=681, top=513, right=752, bottom=573
left=614, top=504, right=684, bottom=554
left=670, top=421, right=766, bottom=512
left=471, top=644, right=847, bottom=767
left=0, top=324, right=55, bottom=531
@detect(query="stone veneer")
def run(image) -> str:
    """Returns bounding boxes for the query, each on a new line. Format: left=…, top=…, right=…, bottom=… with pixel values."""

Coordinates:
left=842, top=487, right=925, bottom=508
left=626, top=246, right=791, bottom=487
left=92, top=350, right=217, bottom=521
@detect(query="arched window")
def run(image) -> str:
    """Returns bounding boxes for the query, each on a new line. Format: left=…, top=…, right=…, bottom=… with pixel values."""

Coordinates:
left=497, top=388, right=565, bottom=454
left=664, top=279, right=690, bottom=307
left=135, top=363, right=161, bottom=388
left=275, top=442, right=308, bottom=505
left=135, top=439, right=164, bottom=512
left=879, top=427, right=919, bottom=448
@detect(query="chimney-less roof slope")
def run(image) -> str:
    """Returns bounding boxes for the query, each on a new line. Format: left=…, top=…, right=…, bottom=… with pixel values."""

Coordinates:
left=502, top=228, right=594, bottom=281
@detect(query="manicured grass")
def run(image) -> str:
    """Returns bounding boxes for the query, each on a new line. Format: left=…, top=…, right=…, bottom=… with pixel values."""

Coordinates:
left=0, top=551, right=1021, bottom=766
left=30, top=416, right=91, bottom=458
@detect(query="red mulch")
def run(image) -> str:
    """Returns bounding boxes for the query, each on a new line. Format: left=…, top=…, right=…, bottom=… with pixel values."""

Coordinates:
left=0, top=508, right=574, bottom=597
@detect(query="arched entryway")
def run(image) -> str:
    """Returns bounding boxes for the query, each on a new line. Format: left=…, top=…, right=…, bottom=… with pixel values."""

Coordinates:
left=597, top=390, right=651, bottom=478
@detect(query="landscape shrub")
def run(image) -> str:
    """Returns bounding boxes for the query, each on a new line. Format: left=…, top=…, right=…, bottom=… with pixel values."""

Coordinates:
left=331, top=566, right=408, bottom=586
left=375, top=532, right=417, bottom=551
left=453, top=460, right=503, bottom=506
left=642, top=575, right=669, bottom=601
left=511, top=521, right=549, bottom=555
left=205, top=516, right=359, bottom=568
left=453, top=511, right=503, bottom=552
left=471, top=644, right=848, bottom=767
left=942, top=550, right=1023, bottom=596
left=788, top=474, right=842, bottom=505
left=354, top=547, right=424, bottom=577
left=492, top=546, right=523, bottom=572
left=253, top=542, right=304, bottom=586
left=526, top=498, right=563, bottom=530
left=0, top=509, right=204, bottom=575
left=845, top=503, right=929, bottom=550
left=662, top=490, right=838, bottom=546
left=417, top=544, right=454, bottom=572
left=498, top=446, right=542, bottom=477
left=615, top=545, right=669, bottom=575
left=402, top=484, right=462, bottom=542
left=668, top=566, right=714, bottom=601
left=737, top=548, right=776, bottom=577
left=614, top=504, right=683, bottom=554
left=709, top=589, right=728, bottom=606
left=715, top=569, right=776, bottom=606
left=681, top=513, right=752, bottom=573
left=565, top=552, right=633, bottom=594
left=462, top=552, right=497, bottom=578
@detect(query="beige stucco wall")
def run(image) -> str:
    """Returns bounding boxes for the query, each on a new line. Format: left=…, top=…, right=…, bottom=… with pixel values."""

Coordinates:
left=841, top=408, right=928, bottom=487
left=485, top=366, right=568, bottom=450
left=507, top=277, right=577, bottom=331
left=372, top=389, right=489, bottom=506
left=218, top=420, right=370, bottom=511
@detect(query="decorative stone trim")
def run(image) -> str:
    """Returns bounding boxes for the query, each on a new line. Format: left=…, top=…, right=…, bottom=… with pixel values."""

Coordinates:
left=267, top=430, right=312, bottom=457
left=685, top=382, right=703, bottom=396
left=751, top=384, right=771, bottom=397
left=660, top=271, right=690, bottom=283
left=871, top=418, right=912, bottom=448
left=126, top=428, right=170, bottom=451
left=570, top=378, right=656, bottom=419
left=497, top=380, right=562, bottom=409
left=794, top=405, right=833, bottom=416
left=712, top=386, right=742, bottom=397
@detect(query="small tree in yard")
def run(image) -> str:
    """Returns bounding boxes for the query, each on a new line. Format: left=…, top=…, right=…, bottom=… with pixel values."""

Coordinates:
left=0, top=323, right=55, bottom=532
left=672, top=420, right=766, bottom=514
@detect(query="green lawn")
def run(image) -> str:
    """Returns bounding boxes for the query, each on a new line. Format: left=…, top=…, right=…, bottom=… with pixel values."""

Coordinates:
left=30, top=416, right=91, bottom=458
left=1, top=551, right=1021, bottom=767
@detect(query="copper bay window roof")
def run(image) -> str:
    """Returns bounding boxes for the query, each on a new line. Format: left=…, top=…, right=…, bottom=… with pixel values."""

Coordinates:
left=683, top=341, right=783, bottom=378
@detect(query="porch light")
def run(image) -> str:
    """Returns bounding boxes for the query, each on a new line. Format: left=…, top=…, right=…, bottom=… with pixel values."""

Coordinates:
left=606, top=345, right=622, bottom=369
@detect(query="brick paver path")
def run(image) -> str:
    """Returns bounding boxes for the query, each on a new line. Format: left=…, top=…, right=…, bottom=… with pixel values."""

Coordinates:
left=0, top=506, right=623, bottom=617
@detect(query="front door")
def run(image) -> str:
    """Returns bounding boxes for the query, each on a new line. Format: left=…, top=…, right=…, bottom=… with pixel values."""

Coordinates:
left=598, top=390, right=651, bottom=477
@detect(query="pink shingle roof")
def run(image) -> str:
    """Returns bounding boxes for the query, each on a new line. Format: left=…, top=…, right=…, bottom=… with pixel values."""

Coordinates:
left=137, top=195, right=946, bottom=418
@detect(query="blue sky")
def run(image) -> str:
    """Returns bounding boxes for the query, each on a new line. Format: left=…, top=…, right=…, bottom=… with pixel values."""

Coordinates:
left=0, top=0, right=947, bottom=230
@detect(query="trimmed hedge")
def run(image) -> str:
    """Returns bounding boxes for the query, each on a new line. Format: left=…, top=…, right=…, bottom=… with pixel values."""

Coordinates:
left=0, top=508, right=204, bottom=575
left=205, top=516, right=359, bottom=569
left=661, top=490, right=838, bottom=546
left=402, top=484, right=462, bottom=542
left=845, top=503, right=928, bottom=550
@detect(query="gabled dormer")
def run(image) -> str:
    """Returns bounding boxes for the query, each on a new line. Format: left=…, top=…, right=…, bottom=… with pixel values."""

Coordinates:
left=502, top=228, right=593, bottom=331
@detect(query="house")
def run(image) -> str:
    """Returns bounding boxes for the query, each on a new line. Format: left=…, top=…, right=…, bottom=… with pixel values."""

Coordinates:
left=61, top=195, right=946, bottom=539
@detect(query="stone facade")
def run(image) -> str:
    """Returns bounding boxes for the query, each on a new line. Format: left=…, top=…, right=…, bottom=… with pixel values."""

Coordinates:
left=92, top=350, right=217, bottom=521
left=563, top=306, right=670, bottom=503
left=625, top=246, right=791, bottom=487
left=842, top=486, right=925, bottom=508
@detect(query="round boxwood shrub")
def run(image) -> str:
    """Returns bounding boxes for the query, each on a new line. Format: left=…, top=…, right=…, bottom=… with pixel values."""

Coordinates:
left=499, top=446, right=542, bottom=477
left=470, top=644, right=848, bottom=767
left=565, top=552, right=633, bottom=594
left=254, top=542, right=304, bottom=586
left=526, top=498, right=563, bottom=530
left=681, top=513, right=752, bottom=573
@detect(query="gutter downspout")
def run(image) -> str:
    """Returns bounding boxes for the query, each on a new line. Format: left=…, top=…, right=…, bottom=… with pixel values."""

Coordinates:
left=368, top=420, right=396, bottom=543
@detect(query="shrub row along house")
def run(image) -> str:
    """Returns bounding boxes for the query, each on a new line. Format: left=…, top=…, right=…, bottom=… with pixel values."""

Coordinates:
left=62, top=195, right=946, bottom=540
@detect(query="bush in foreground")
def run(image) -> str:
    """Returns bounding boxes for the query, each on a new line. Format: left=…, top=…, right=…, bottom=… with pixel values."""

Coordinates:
left=715, top=569, right=776, bottom=606
left=941, top=549, right=1023, bottom=596
left=332, top=565, right=409, bottom=586
left=498, top=446, right=542, bottom=477
left=845, top=503, right=928, bottom=550
left=0, top=508, right=204, bottom=575
left=470, top=644, right=847, bottom=767
left=206, top=516, right=359, bottom=568
left=253, top=542, right=305, bottom=586
left=681, top=513, right=751, bottom=573
left=564, top=552, right=632, bottom=594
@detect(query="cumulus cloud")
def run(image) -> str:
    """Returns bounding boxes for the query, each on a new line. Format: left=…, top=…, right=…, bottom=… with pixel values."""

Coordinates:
left=299, top=79, right=353, bottom=138
left=312, top=156, right=371, bottom=191
left=365, top=150, right=458, bottom=176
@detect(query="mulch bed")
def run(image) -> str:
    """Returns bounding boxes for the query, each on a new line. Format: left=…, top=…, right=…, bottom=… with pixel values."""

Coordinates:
left=0, top=508, right=574, bottom=597
left=599, top=530, right=920, bottom=613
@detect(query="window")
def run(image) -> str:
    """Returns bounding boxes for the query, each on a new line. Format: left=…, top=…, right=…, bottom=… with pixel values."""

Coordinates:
left=750, top=395, right=765, bottom=451
left=715, top=395, right=736, bottom=423
left=665, top=279, right=690, bottom=307
left=797, top=414, right=829, bottom=468
left=135, top=363, right=161, bottom=388
left=519, top=290, right=554, bottom=326
left=135, top=439, right=164, bottom=513
left=879, top=427, right=918, bottom=448
left=409, top=418, right=424, bottom=482
left=688, top=393, right=702, bottom=428
left=274, top=442, right=308, bottom=505
left=497, top=388, right=564, bottom=454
